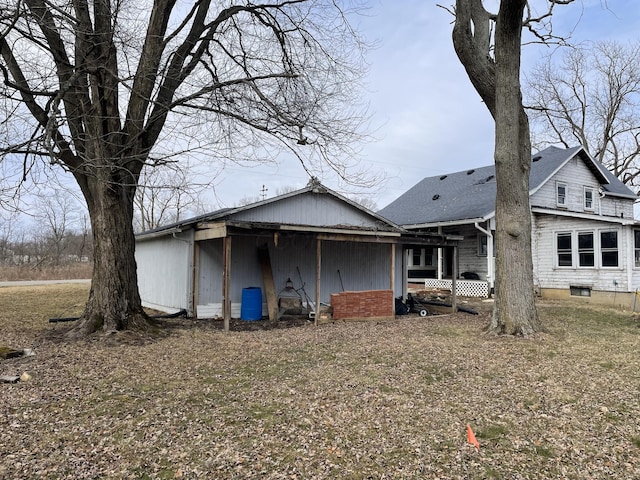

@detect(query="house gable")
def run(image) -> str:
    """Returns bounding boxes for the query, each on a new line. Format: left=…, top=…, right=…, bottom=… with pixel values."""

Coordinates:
left=531, top=154, right=611, bottom=212
left=531, top=149, right=636, bottom=220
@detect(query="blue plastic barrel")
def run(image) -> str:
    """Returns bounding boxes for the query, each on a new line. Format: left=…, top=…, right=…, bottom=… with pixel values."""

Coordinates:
left=240, top=287, right=262, bottom=321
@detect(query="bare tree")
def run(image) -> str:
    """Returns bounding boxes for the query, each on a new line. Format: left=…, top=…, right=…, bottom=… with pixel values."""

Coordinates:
left=349, top=195, right=377, bottom=211
left=0, top=211, right=19, bottom=263
left=134, top=162, right=211, bottom=232
left=451, top=0, right=572, bottom=335
left=526, top=40, right=640, bottom=190
left=0, top=0, right=369, bottom=336
left=33, top=193, right=81, bottom=265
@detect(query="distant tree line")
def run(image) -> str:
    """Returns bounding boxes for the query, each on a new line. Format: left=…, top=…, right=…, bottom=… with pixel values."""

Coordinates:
left=0, top=196, right=93, bottom=269
left=0, top=226, right=92, bottom=268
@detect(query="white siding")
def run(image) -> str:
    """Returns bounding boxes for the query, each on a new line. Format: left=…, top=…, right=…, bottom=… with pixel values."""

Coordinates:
left=450, top=224, right=491, bottom=280
left=136, top=230, right=193, bottom=314
left=533, top=214, right=632, bottom=292
left=531, top=157, right=634, bottom=219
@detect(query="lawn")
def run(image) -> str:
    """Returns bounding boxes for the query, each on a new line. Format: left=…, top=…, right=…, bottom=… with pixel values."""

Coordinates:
left=1, top=284, right=639, bottom=479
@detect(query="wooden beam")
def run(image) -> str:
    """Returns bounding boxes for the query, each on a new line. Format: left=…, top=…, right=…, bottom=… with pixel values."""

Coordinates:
left=257, top=244, right=279, bottom=323
left=451, top=246, right=458, bottom=313
left=390, top=243, right=396, bottom=314
left=195, top=223, right=227, bottom=241
left=316, top=232, right=398, bottom=243
left=315, top=238, right=322, bottom=327
left=223, top=236, right=232, bottom=332
left=281, top=225, right=401, bottom=237
left=402, top=247, right=408, bottom=300
left=192, top=240, right=200, bottom=318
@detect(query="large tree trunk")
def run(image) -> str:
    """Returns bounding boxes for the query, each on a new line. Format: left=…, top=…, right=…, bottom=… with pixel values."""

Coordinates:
left=67, top=175, right=155, bottom=337
left=453, top=0, right=541, bottom=335
left=489, top=0, right=540, bottom=335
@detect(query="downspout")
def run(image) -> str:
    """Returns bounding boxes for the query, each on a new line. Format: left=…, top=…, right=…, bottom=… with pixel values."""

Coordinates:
left=597, top=187, right=605, bottom=216
left=474, top=222, right=493, bottom=295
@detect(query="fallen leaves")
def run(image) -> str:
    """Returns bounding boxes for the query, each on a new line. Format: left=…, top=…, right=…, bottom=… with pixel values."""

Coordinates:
left=1, top=286, right=640, bottom=478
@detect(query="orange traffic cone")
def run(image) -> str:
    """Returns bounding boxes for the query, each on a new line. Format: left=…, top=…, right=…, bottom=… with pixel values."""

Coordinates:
left=467, top=424, right=480, bottom=451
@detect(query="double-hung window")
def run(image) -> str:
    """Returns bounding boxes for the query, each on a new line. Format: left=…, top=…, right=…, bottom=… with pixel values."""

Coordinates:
left=557, top=233, right=573, bottom=267
left=600, top=231, right=618, bottom=267
left=556, top=182, right=567, bottom=207
left=584, top=187, right=594, bottom=210
left=635, top=230, right=640, bottom=267
left=577, top=232, right=594, bottom=267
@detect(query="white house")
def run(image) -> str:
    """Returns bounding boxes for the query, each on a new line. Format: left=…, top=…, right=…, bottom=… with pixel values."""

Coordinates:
left=379, top=146, right=640, bottom=306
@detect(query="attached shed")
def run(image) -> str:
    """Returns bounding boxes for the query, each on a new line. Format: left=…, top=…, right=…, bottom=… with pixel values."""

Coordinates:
left=136, top=180, right=458, bottom=329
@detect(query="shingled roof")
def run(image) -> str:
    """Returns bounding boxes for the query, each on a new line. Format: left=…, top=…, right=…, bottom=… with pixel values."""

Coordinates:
left=378, top=146, right=637, bottom=227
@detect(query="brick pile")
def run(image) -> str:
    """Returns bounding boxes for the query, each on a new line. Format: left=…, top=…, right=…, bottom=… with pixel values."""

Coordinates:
left=330, top=289, right=394, bottom=320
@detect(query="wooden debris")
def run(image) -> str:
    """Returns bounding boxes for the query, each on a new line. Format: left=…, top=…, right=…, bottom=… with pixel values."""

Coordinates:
left=0, top=347, right=23, bottom=359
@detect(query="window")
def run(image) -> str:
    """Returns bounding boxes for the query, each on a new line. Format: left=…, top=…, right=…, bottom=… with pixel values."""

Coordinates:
left=584, top=187, right=594, bottom=210
left=557, top=233, right=573, bottom=267
left=556, top=182, right=567, bottom=207
left=412, top=249, right=421, bottom=266
left=577, top=232, right=594, bottom=267
left=635, top=230, right=640, bottom=267
left=424, top=248, right=434, bottom=266
left=570, top=286, right=591, bottom=297
left=477, top=233, right=495, bottom=257
left=411, top=248, right=434, bottom=267
left=601, top=231, right=618, bottom=267
left=478, top=234, right=487, bottom=256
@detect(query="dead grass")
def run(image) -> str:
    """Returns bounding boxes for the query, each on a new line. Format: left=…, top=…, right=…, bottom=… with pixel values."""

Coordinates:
left=0, top=263, right=93, bottom=282
left=1, top=284, right=640, bottom=479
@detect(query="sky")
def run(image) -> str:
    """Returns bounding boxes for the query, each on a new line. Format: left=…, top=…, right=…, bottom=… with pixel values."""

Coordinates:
left=206, top=0, right=640, bottom=212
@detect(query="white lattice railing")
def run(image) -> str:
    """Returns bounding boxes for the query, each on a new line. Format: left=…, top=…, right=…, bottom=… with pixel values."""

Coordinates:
left=423, top=279, right=490, bottom=298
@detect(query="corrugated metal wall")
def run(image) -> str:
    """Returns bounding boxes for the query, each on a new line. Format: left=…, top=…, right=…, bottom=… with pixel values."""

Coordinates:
left=232, top=192, right=383, bottom=228
left=136, top=230, right=193, bottom=313
left=195, top=233, right=398, bottom=318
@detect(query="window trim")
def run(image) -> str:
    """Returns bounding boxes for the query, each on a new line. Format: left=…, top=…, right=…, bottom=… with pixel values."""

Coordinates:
left=556, top=232, right=573, bottom=268
left=583, top=186, right=595, bottom=211
left=556, top=181, right=568, bottom=207
left=478, top=234, right=487, bottom=257
left=600, top=230, right=619, bottom=268
left=577, top=231, right=595, bottom=268
left=556, top=228, right=622, bottom=270
left=634, top=229, right=640, bottom=268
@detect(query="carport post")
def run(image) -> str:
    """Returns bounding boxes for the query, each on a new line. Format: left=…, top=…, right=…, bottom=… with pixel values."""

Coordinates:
left=223, top=236, right=232, bottom=332
left=390, top=243, right=396, bottom=311
left=451, top=246, right=458, bottom=313
left=315, top=238, right=322, bottom=327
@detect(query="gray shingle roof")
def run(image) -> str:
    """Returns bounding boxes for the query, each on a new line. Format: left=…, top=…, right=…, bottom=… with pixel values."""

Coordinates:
left=378, top=146, right=637, bottom=227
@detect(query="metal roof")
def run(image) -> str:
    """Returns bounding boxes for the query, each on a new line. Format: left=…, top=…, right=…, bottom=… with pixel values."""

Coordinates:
left=137, top=179, right=404, bottom=237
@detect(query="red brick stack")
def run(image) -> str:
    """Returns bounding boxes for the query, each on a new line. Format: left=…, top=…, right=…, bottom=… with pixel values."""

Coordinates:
left=330, top=289, right=394, bottom=320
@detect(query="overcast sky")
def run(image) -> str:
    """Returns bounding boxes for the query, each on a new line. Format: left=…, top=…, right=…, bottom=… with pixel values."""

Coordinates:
left=206, top=0, right=640, bottom=211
